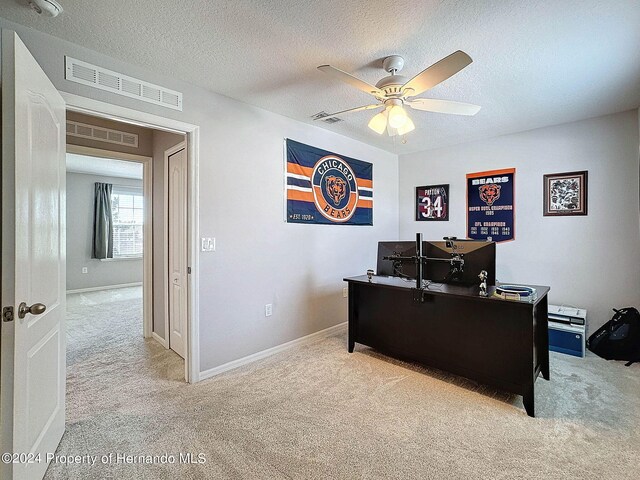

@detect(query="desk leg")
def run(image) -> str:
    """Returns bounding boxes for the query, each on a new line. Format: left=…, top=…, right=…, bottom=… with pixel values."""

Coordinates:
left=538, top=297, right=550, bottom=381
left=542, top=355, right=550, bottom=381
left=523, top=386, right=535, bottom=418
left=347, top=282, right=356, bottom=353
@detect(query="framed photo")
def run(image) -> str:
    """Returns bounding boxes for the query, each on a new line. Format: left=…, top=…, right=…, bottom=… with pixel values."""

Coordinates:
left=543, top=171, right=588, bottom=216
left=416, top=184, right=449, bottom=221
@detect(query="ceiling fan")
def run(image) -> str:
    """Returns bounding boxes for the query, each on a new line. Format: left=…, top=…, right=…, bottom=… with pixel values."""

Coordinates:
left=316, top=51, right=480, bottom=136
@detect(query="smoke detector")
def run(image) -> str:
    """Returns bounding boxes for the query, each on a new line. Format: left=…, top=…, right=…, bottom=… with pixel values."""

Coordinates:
left=28, top=0, right=63, bottom=17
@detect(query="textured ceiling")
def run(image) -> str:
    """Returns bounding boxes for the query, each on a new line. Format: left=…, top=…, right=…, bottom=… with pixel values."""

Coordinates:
left=3, top=0, right=640, bottom=154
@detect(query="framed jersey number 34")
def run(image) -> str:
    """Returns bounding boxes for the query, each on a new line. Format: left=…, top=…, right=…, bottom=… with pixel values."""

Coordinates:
left=416, top=184, right=449, bottom=221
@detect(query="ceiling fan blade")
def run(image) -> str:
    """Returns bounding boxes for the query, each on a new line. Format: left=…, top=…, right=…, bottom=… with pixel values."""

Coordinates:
left=318, top=104, right=383, bottom=119
left=407, top=98, right=481, bottom=116
left=318, top=65, right=383, bottom=98
left=401, top=51, right=473, bottom=96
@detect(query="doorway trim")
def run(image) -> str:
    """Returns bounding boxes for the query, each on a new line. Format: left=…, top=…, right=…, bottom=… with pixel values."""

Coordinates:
left=62, top=92, right=201, bottom=383
left=66, top=144, right=153, bottom=339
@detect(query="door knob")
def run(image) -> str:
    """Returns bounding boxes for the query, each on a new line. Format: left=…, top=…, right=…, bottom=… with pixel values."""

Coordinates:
left=18, top=302, right=46, bottom=319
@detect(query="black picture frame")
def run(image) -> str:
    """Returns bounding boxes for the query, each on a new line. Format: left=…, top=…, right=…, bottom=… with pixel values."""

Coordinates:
left=416, top=184, right=449, bottom=221
left=543, top=171, right=588, bottom=216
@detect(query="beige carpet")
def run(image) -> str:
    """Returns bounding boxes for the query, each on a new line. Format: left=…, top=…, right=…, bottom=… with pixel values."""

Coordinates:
left=45, top=288, right=640, bottom=479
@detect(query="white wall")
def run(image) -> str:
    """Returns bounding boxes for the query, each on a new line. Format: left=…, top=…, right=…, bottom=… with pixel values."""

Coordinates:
left=0, top=20, right=399, bottom=372
left=196, top=110, right=398, bottom=368
left=66, top=172, right=143, bottom=290
left=399, top=110, right=640, bottom=332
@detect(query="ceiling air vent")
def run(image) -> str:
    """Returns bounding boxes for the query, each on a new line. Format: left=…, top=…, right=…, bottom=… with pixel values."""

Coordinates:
left=66, top=120, right=139, bottom=148
left=65, top=57, right=183, bottom=111
left=311, top=111, right=343, bottom=124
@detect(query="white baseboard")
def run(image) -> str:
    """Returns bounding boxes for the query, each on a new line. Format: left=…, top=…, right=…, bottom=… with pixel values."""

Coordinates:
left=66, top=282, right=142, bottom=295
left=152, top=331, right=169, bottom=349
left=198, top=322, right=347, bottom=382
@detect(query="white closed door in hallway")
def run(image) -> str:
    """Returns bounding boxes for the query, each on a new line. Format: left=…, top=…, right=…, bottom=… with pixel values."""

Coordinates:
left=0, top=31, right=66, bottom=480
left=168, top=147, right=187, bottom=358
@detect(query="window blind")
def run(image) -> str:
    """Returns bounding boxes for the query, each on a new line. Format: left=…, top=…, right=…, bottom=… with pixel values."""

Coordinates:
left=111, top=187, right=143, bottom=258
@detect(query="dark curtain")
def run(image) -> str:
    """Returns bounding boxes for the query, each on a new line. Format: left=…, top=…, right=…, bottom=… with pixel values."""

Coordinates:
left=92, top=182, right=113, bottom=259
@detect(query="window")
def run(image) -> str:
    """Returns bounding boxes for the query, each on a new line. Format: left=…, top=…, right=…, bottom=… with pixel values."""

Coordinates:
left=111, top=187, right=143, bottom=258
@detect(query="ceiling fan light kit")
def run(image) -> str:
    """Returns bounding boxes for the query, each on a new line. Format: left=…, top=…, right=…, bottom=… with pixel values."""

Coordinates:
left=368, top=110, right=388, bottom=135
left=387, top=104, right=408, bottom=129
left=317, top=51, right=481, bottom=139
left=396, top=116, right=415, bottom=136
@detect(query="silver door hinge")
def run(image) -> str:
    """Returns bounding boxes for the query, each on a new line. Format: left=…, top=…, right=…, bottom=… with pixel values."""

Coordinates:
left=2, top=306, right=14, bottom=322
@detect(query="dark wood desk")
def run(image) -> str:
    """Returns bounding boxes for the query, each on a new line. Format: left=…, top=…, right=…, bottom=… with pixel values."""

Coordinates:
left=344, top=275, right=550, bottom=417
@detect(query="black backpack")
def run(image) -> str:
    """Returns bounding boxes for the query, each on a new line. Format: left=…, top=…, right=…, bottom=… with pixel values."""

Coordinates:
left=587, top=307, right=640, bottom=366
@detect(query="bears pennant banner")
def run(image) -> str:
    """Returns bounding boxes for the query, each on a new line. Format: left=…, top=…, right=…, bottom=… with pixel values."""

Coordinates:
left=285, top=139, right=373, bottom=225
left=467, top=168, right=515, bottom=242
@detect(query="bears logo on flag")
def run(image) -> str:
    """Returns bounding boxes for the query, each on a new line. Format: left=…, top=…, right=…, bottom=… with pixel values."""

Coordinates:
left=479, top=184, right=501, bottom=206
left=311, top=156, right=358, bottom=222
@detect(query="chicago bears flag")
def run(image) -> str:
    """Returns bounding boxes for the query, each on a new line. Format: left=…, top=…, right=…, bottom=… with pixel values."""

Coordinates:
left=467, top=168, right=515, bottom=242
left=285, top=139, right=373, bottom=225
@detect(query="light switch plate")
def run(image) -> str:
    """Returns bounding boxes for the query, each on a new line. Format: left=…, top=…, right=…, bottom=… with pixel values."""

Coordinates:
left=201, top=237, right=215, bottom=252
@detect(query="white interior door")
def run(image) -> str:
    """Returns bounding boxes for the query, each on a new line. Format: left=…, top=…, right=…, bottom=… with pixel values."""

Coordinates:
left=0, top=31, right=66, bottom=480
left=168, top=148, right=187, bottom=358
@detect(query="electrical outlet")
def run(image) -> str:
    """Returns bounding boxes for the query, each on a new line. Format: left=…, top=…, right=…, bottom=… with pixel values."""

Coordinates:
left=343, top=287, right=348, bottom=298
left=81, top=267, right=88, bottom=274
left=201, top=237, right=216, bottom=252
left=265, top=304, right=273, bottom=317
